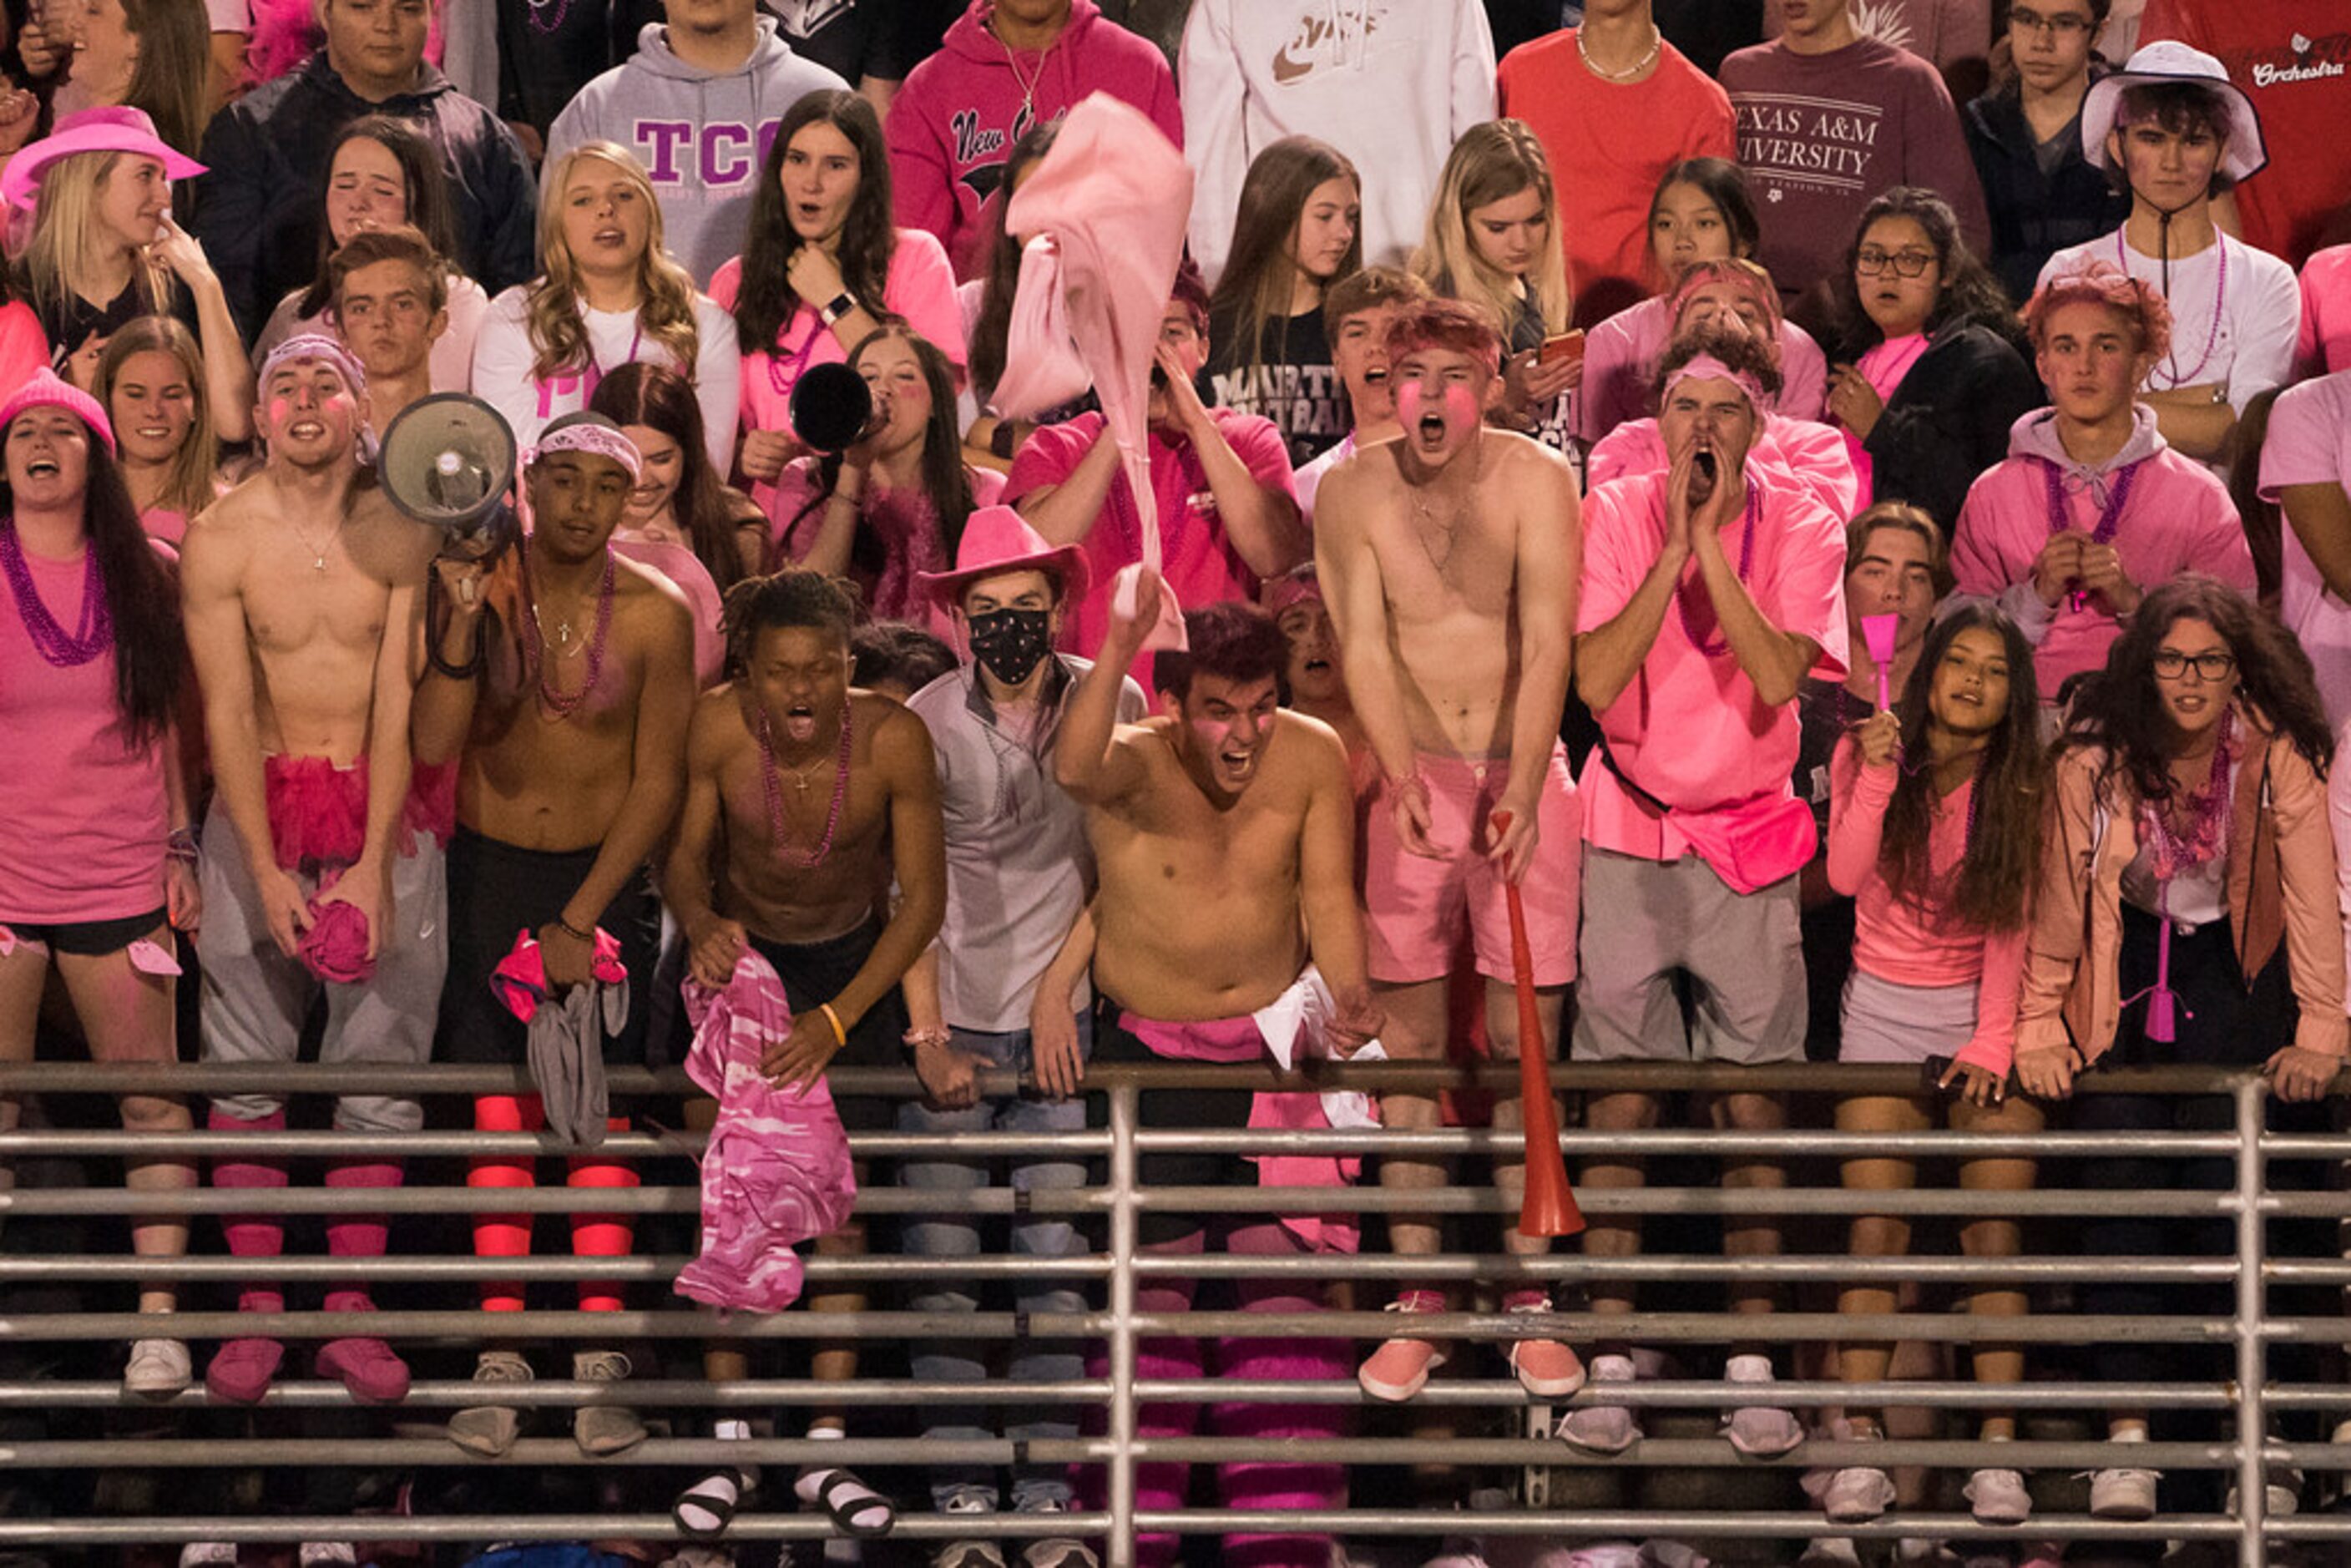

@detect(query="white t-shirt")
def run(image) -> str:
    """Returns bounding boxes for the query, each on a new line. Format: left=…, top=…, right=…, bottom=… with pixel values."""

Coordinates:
left=2261, top=369, right=2351, bottom=727
left=2041, top=229, right=2299, bottom=416
left=470, top=286, right=741, bottom=472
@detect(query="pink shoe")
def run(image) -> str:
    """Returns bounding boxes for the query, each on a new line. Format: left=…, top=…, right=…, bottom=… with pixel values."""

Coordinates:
left=316, top=1335, right=410, bottom=1404
left=1504, top=1297, right=1586, bottom=1398
left=205, top=1337, right=285, bottom=1404
left=1358, top=1290, right=1448, bottom=1402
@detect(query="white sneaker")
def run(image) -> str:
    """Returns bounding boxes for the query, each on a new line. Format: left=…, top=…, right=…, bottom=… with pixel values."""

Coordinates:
left=1555, top=1353, right=1641, bottom=1453
left=1965, top=1466, right=2032, bottom=1525
left=1718, top=1354, right=1803, bottom=1457
left=299, top=1547, right=356, bottom=1567
left=178, top=1548, right=236, bottom=1568
left=1820, top=1465, right=1896, bottom=1522
left=1564, top=1547, right=1643, bottom=1568
left=124, top=1337, right=192, bottom=1397
left=2086, top=1465, right=2160, bottom=1520
left=1796, top=1542, right=1863, bottom=1568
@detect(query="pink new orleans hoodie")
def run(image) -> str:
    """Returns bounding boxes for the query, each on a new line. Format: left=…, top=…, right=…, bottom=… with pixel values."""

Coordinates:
left=886, top=0, right=1182, bottom=279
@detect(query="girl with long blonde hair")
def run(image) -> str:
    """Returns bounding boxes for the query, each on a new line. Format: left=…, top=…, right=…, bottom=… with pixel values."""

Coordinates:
left=6, top=109, right=251, bottom=440
left=1413, top=120, right=1576, bottom=449
left=1201, top=136, right=1362, bottom=466
left=470, top=141, right=738, bottom=468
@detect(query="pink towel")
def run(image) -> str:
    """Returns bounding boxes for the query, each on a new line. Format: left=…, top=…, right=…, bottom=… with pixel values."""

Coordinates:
left=1003, top=92, right=1193, bottom=655
left=297, top=897, right=373, bottom=984
left=490, top=928, right=628, bottom=1024
left=675, top=951, right=857, bottom=1313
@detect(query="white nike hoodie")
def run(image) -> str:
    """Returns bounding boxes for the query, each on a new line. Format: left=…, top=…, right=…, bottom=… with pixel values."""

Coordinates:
left=546, top=18, right=850, bottom=286
left=1178, top=0, right=1496, bottom=283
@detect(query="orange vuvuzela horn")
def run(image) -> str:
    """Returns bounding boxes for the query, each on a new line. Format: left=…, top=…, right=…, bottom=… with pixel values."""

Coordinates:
left=1489, top=809, right=1584, bottom=1238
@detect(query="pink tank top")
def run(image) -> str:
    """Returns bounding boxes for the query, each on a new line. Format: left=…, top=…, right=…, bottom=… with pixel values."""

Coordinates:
left=0, top=542, right=168, bottom=923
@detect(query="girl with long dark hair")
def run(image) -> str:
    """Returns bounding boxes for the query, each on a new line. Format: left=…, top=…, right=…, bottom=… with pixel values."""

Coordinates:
left=2020, top=575, right=2342, bottom=1521
left=715, top=89, right=964, bottom=515
left=1201, top=135, right=1361, bottom=466
left=1818, top=604, right=2047, bottom=1528
left=1826, top=186, right=2040, bottom=529
left=589, top=362, right=766, bottom=686
left=252, top=116, right=489, bottom=395
left=769, top=320, right=1002, bottom=630
left=0, top=371, right=197, bottom=1399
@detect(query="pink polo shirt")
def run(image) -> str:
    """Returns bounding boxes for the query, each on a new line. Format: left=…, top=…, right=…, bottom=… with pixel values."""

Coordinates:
left=709, top=229, right=967, bottom=517
left=1006, top=409, right=1297, bottom=680
left=1576, top=462, right=1848, bottom=867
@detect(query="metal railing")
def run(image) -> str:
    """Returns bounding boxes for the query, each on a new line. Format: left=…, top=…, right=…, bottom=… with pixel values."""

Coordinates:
left=1, top=1059, right=2346, bottom=1565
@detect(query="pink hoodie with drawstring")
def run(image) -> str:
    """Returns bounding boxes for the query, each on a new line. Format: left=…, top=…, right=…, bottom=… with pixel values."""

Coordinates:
left=886, top=0, right=1182, bottom=280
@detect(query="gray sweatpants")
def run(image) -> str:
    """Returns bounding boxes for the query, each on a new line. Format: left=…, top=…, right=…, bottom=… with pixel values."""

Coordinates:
left=196, top=796, right=447, bottom=1133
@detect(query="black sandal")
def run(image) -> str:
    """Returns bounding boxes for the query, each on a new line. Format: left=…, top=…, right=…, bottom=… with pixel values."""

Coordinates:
left=798, top=1464, right=896, bottom=1539
left=672, top=1467, right=751, bottom=1540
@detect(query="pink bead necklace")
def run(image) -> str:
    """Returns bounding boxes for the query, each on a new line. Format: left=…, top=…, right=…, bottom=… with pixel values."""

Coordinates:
left=519, top=539, right=617, bottom=721
left=0, top=519, right=109, bottom=667
left=758, top=699, right=853, bottom=868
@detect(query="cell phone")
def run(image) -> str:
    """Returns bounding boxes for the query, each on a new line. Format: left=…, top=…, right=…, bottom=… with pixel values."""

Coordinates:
left=1538, top=330, right=1586, bottom=367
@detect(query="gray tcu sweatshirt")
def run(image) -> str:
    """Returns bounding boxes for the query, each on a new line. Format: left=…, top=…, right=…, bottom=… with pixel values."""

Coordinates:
left=546, top=18, right=850, bottom=286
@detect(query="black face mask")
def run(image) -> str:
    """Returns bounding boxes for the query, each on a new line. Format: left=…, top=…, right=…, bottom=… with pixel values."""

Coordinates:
left=966, top=606, right=1054, bottom=686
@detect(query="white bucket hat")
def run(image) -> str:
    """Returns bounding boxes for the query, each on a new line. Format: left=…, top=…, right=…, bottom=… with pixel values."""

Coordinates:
left=2081, top=41, right=2268, bottom=186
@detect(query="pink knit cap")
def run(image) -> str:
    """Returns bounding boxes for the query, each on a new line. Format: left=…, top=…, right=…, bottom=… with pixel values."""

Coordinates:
left=0, top=368, right=118, bottom=455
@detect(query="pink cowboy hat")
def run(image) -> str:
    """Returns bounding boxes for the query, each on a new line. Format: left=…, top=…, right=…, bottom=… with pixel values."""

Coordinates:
left=1, top=106, right=205, bottom=213
left=916, top=504, right=1091, bottom=612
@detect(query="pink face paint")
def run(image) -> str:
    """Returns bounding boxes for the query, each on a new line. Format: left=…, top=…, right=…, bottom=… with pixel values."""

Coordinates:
left=266, top=396, right=292, bottom=428
left=1395, top=379, right=1424, bottom=427
left=1442, top=382, right=1477, bottom=426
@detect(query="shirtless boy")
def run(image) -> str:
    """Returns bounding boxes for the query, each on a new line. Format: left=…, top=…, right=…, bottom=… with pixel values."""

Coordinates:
left=327, top=225, right=450, bottom=432
left=179, top=334, right=444, bottom=1407
left=1314, top=297, right=1583, bottom=1403
left=663, top=567, right=946, bottom=1540
left=1056, top=576, right=1377, bottom=1568
left=412, top=412, right=694, bottom=1458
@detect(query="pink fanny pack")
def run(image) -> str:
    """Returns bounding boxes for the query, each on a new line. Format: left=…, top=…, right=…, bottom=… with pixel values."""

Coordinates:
left=1671, top=794, right=1818, bottom=894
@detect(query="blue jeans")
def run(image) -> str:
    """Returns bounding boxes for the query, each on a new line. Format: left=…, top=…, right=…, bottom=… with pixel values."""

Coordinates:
left=897, top=1017, right=1090, bottom=1511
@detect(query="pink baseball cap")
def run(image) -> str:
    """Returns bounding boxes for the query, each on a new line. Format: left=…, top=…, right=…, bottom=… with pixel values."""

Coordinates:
left=0, top=369, right=118, bottom=455
left=0, top=106, right=205, bottom=214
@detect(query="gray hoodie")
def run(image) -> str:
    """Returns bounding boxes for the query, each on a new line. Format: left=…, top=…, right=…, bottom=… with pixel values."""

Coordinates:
left=546, top=18, right=850, bottom=286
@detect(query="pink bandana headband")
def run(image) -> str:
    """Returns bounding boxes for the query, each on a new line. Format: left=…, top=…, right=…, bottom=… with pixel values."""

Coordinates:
left=527, top=421, right=642, bottom=481
left=259, top=332, right=368, bottom=398
left=1261, top=568, right=1323, bottom=620
left=1662, top=352, right=1767, bottom=415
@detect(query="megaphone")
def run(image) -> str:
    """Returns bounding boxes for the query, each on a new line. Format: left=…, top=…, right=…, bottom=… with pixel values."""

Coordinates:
left=378, top=394, right=518, bottom=562
left=789, top=361, right=876, bottom=454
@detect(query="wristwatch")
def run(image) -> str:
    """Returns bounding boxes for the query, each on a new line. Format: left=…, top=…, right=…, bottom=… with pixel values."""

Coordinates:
left=819, top=292, right=857, bottom=326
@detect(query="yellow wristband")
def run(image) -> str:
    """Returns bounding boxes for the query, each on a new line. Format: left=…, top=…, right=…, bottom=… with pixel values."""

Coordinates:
left=818, top=1002, right=847, bottom=1047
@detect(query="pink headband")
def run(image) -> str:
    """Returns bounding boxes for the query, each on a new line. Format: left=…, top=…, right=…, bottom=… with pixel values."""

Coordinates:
left=1663, top=352, right=1767, bottom=415
left=528, top=421, right=642, bottom=481
left=258, top=333, right=368, bottom=399
left=1261, top=570, right=1323, bottom=619
left=0, top=367, right=116, bottom=454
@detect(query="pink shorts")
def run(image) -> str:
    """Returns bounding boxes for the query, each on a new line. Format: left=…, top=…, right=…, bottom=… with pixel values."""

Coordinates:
left=1363, top=744, right=1580, bottom=987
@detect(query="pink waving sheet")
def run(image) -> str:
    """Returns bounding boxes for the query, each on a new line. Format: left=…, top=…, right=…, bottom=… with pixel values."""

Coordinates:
left=999, top=93, right=1194, bottom=649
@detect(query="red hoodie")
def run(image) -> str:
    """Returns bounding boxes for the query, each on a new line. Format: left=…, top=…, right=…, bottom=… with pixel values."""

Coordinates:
left=887, top=0, right=1182, bottom=280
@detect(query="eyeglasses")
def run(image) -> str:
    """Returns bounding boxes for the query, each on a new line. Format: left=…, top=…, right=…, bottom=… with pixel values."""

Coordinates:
left=2152, top=650, right=2237, bottom=681
left=2009, top=6, right=2095, bottom=38
left=1855, top=247, right=1936, bottom=277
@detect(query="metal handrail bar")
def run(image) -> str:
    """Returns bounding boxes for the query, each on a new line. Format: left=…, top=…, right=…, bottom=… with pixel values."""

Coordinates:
left=0, top=1060, right=2321, bottom=1095
left=0, top=1436, right=2260, bottom=1469
left=0, top=1377, right=2252, bottom=1410
left=0, top=1252, right=2243, bottom=1282
left=0, top=1515, right=2269, bottom=1545
left=0, top=1308, right=2246, bottom=1341
left=0, top=1184, right=2293, bottom=1216
left=6, top=1126, right=2304, bottom=1156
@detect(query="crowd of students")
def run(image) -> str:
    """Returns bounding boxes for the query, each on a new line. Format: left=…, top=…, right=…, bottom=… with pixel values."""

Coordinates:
left=5, top=1, right=2351, bottom=1566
